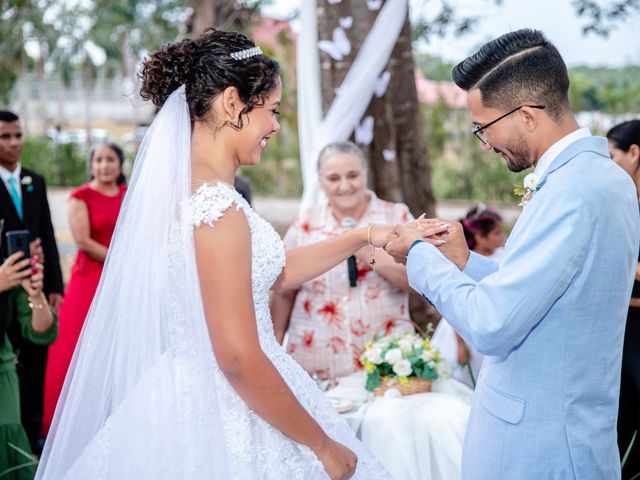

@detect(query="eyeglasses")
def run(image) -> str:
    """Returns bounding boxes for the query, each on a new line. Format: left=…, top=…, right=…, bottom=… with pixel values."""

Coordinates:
left=472, top=105, right=545, bottom=144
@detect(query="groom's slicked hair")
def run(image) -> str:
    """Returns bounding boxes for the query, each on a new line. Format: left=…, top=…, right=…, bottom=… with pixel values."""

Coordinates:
left=452, top=29, right=570, bottom=121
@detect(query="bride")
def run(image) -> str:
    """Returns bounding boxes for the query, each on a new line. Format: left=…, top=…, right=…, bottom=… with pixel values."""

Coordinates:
left=36, top=29, right=417, bottom=479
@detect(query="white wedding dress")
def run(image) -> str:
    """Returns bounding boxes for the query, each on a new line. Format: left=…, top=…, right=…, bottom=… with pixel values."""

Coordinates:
left=39, top=182, right=390, bottom=479
left=185, top=182, right=390, bottom=479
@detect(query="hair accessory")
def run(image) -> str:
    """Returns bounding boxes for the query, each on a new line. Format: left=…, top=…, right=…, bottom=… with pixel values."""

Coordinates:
left=230, top=46, right=263, bottom=61
left=469, top=202, right=487, bottom=220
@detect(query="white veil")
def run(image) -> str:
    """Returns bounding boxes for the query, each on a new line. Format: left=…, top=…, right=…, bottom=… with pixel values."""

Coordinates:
left=37, top=87, right=231, bottom=478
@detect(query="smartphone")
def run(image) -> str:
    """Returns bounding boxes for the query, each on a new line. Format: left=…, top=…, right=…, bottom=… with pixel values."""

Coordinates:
left=6, top=230, right=30, bottom=262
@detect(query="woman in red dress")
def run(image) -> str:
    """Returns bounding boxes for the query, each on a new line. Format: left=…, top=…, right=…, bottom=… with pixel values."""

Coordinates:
left=42, top=143, right=126, bottom=435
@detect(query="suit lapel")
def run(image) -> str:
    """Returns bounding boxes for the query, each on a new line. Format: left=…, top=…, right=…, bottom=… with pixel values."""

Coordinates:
left=19, top=169, right=33, bottom=224
left=536, top=136, right=609, bottom=190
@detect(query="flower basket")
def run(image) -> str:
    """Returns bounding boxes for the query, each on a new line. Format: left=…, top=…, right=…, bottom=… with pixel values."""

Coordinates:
left=359, top=321, right=449, bottom=397
left=373, top=376, right=432, bottom=397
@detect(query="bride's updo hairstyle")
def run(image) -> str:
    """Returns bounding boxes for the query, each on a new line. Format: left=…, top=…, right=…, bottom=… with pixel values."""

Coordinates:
left=139, top=28, right=280, bottom=128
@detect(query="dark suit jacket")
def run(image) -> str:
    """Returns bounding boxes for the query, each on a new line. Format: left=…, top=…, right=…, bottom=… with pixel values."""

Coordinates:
left=0, top=167, right=63, bottom=295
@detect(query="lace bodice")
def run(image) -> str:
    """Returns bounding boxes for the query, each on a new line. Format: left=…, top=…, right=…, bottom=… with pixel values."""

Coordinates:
left=185, top=182, right=389, bottom=480
left=189, top=182, right=286, bottom=343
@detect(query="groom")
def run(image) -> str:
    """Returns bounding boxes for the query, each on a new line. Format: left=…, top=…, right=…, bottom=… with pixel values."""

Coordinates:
left=385, top=29, right=639, bottom=479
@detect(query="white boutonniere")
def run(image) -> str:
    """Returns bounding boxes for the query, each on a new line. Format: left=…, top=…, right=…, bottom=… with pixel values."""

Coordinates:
left=21, top=175, right=34, bottom=192
left=514, top=173, right=538, bottom=206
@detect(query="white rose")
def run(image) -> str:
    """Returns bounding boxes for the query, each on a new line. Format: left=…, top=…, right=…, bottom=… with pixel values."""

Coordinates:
left=398, top=338, right=414, bottom=353
left=392, top=359, right=412, bottom=377
left=523, top=173, right=538, bottom=191
left=421, top=349, right=434, bottom=362
left=413, top=338, right=424, bottom=349
left=365, top=346, right=383, bottom=365
left=376, top=338, right=391, bottom=350
left=384, top=348, right=403, bottom=365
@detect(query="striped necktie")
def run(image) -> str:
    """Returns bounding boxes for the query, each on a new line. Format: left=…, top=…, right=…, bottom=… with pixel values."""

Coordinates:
left=7, top=176, right=23, bottom=220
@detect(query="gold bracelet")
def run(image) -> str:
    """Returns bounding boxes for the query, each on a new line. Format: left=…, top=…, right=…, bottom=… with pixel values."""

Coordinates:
left=367, top=225, right=376, bottom=272
left=28, top=301, right=46, bottom=310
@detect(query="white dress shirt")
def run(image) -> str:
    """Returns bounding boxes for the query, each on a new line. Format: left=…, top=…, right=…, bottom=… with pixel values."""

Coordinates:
left=0, top=163, right=22, bottom=201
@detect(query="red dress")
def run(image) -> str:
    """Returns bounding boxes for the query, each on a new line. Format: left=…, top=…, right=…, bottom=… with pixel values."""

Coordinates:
left=42, top=184, right=126, bottom=435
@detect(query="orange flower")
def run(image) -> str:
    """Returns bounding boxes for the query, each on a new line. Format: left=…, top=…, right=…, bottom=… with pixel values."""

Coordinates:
left=327, top=336, right=346, bottom=354
left=383, top=318, right=397, bottom=335
left=302, top=297, right=312, bottom=315
left=365, top=284, right=381, bottom=301
left=317, top=301, right=342, bottom=327
left=350, top=319, right=368, bottom=337
left=301, top=330, right=315, bottom=349
left=356, top=265, right=371, bottom=282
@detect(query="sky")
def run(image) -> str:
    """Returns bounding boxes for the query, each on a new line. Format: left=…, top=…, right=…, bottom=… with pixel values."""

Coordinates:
left=262, top=0, right=640, bottom=68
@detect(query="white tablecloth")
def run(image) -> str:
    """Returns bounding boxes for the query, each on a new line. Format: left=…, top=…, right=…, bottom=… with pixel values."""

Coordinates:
left=326, top=372, right=472, bottom=480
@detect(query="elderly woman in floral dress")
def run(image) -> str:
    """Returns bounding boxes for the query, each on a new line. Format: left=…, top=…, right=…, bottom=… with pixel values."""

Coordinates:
left=270, top=141, right=413, bottom=380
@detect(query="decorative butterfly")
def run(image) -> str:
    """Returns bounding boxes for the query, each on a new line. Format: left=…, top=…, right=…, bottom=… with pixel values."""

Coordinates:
left=374, top=71, right=391, bottom=98
left=318, top=27, right=351, bottom=61
left=339, top=16, right=353, bottom=29
left=354, top=116, right=375, bottom=146
left=367, top=0, right=382, bottom=11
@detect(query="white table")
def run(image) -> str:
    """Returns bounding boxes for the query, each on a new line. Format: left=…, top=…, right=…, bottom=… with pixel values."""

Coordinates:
left=326, top=373, right=472, bottom=480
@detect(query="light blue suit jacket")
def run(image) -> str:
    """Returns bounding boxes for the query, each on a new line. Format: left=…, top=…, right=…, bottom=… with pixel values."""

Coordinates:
left=407, top=136, right=639, bottom=479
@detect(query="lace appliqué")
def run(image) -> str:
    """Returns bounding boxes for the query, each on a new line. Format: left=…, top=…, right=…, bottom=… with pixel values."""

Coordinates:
left=183, top=182, right=390, bottom=479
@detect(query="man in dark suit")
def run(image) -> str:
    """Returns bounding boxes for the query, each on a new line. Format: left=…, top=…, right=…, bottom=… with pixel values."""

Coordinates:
left=0, top=110, right=63, bottom=453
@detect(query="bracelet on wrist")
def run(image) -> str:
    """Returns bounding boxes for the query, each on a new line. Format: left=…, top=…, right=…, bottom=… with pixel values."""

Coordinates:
left=28, top=299, right=46, bottom=310
left=367, top=225, right=376, bottom=272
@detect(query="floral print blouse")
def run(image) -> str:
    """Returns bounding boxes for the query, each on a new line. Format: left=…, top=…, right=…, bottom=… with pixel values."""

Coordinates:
left=283, top=191, right=413, bottom=377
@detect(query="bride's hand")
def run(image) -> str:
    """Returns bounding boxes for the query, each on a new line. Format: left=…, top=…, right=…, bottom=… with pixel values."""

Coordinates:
left=367, top=224, right=396, bottom=249
left=315, top=437, right=357, bottom=480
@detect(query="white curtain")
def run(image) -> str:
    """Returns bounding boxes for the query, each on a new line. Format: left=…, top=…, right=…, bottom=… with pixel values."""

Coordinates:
left=297, top=0, right=409, bottom=213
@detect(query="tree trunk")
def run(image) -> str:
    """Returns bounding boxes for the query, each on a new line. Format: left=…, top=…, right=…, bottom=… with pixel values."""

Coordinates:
left=316, top=0, right=436, bottom=216
left=317, top=0, right=438, bottom=328
left=187, top=1, right=255, bottom=35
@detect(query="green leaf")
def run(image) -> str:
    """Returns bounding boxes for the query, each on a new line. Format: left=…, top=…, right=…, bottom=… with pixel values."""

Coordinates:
left=7, top=443, right=34, bottom=461
left=622, top=431, right=637, bottom=468
left=365, top=370, right=381, bottom=392
left=421, top=368, right=438, bottom=381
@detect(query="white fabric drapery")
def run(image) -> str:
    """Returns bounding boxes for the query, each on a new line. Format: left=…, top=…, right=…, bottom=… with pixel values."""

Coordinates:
left=297, top=0, right=409, bottom=212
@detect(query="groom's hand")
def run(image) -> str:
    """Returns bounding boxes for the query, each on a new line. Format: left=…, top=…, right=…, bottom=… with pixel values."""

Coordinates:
left=420, top=219, right=470, bottom=270
left=384, top=221, right=448, bottom=264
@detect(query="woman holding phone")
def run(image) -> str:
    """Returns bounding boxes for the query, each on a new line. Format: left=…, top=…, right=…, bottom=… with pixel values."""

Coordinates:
left=0, top=253, right=57, bottom=478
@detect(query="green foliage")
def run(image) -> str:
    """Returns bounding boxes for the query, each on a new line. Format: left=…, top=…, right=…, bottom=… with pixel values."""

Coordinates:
left=573, top=0, right=640, bottom=36
left=416, top=51, right=640, bottom=115
left=569, top=66, right=640, bottom=113
left=240, top=137, right=302, bottom=197
left=422, top=102, right=527, bottom=202
left=414, top=53, right=456, bottom=82
left=239, top=31, right=302, bottom=197
left=365, top=369, right=381, bottom=391
left=0, top=442, right=38, bottom=478
left=21, top=137, right=89, bottom=187
left=0, top=68, right=17, bottom=105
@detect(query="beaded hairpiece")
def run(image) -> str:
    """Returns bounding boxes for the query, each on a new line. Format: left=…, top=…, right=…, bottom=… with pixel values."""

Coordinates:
left=230, top=46, right=263, bottom=61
